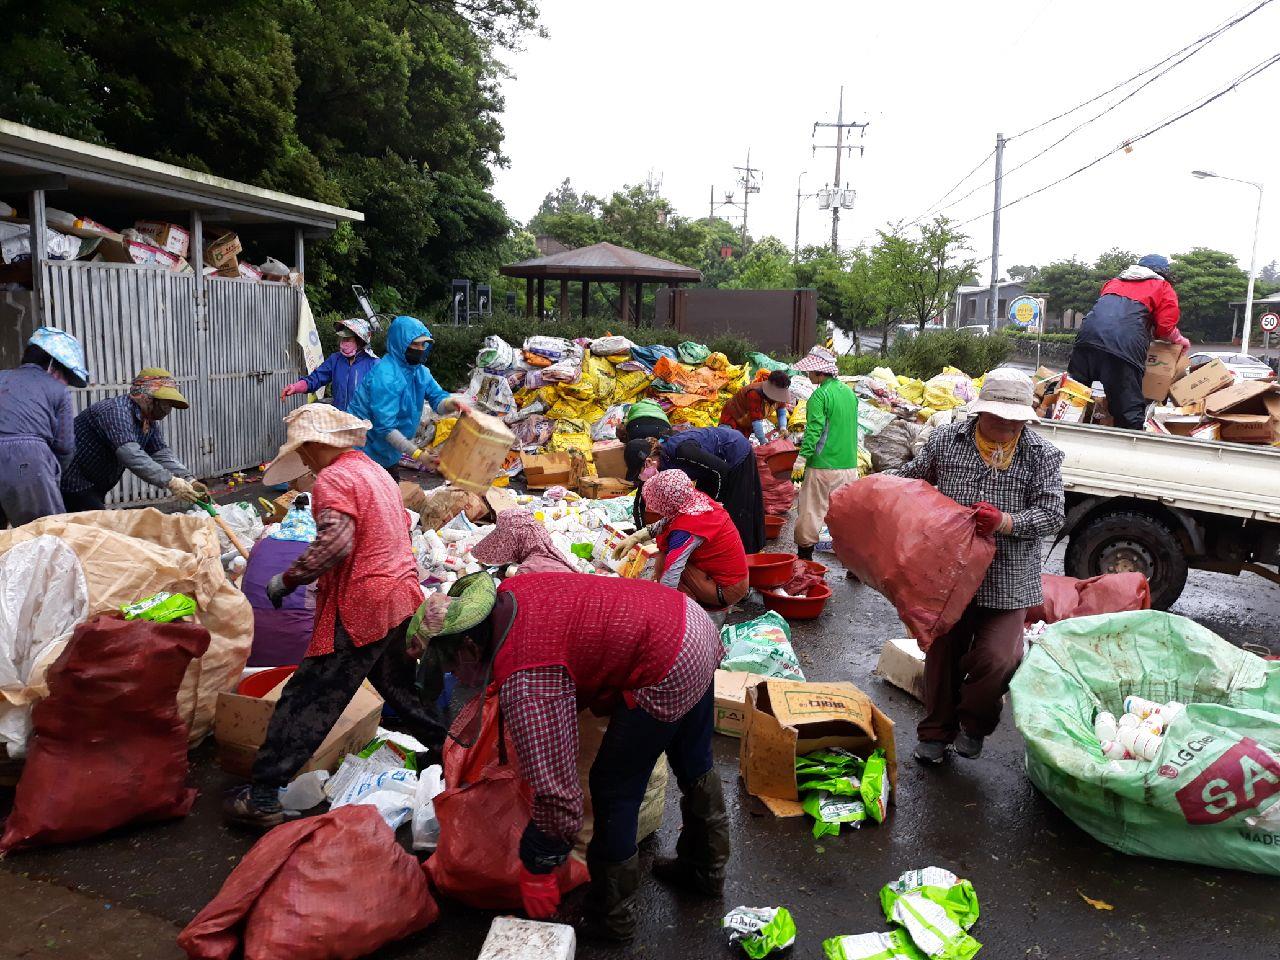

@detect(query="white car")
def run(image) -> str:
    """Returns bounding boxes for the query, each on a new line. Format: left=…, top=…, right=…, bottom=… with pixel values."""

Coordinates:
left=1187, top=351, right=1276, bottom=381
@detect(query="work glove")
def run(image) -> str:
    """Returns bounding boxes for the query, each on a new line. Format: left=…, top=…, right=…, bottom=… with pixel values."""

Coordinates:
left=280, top=380, right=308, bottom=400
left=411, top=447, right=439, bottom=473
left=1171, top=332, right=1192, bottom=352
left=610, top=524, right=655, bottom=560
left=518, top=866, right=561, bottom=920
left=440, top=394, right=474, bottom=416
left=973, top=501, right=1006, bottom=537
left=189, top=479, right=210, bottom=500
left=168, top=476, right=203, bottom=504
left=266, top=573, right=296, bottom=610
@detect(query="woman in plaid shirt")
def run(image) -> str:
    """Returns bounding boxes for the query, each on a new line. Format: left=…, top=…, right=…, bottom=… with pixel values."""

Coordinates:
left=891, top=368, right=1065, bottom=765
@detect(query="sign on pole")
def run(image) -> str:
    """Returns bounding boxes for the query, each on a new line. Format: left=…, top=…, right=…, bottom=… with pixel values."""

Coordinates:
left=1260, top=312, right=1279, bottom=333
left=1008, top=295, right=1041, bottom=329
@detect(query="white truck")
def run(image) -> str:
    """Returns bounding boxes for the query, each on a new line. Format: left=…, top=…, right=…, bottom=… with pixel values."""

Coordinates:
left=1029, top=420, right=1280, bottom=610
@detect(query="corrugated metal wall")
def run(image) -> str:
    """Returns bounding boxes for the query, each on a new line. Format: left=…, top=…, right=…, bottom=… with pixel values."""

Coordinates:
left=39, top=261, right=301, bottom=506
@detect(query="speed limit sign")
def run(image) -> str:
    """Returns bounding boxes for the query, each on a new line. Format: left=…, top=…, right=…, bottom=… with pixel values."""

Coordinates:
left=1261, top=312, right=1279, bottom=333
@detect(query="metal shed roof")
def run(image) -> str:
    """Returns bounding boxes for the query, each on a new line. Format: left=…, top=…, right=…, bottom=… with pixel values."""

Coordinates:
left=0, top=119, right=362, bottom=232
left=500, top=241, right=701, bottom=282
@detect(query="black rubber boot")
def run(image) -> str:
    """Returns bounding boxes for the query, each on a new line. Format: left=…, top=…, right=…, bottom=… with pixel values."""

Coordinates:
left=581, top=851, right=640, bottom=942
left=796, top=545, right=814, bottom=562
left=652, top=770, right=731, bottom=896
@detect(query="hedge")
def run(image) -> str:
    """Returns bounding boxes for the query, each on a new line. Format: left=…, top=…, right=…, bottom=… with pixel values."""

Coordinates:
left=836, top=330, right=1012, bottom=380
left=1001, top=328, right=1078, bottom=344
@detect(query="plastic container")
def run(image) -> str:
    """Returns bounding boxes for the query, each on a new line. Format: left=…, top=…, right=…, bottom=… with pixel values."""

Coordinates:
left=438, top=409, right=515, bottom=493
left=763, top=515, right=785, bottom=540
left=760, top=583, right=832, bottom=620
left=237, top=665, right=296, bottom=698
left=746, top=552, right=797, bottom=588
left=802, top=560, right=828, bottom=577
left=765, top=448, right=799, bottom=477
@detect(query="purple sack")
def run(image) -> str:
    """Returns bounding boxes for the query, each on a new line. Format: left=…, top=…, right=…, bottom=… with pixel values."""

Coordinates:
left=242, top=538, right=315, bottom=667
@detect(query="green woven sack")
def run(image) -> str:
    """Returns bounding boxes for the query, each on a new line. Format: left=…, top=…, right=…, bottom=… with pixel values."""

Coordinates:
left=1010, top=610, right=1280, bottom=875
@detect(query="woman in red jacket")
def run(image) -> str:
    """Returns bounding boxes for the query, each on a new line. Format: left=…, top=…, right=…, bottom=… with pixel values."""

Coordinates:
left=414, top=571, right=728, bottom=942
left=643, top=469, right=749, bottom=610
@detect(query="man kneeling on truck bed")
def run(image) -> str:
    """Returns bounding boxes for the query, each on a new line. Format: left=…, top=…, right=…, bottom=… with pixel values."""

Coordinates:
left=1067, top=253, right=1190, bottom=430
left=890, top=369, right=1065, bottom=765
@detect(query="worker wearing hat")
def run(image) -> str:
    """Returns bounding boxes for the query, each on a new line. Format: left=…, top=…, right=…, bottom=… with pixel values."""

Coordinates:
left=793, top=345, right=859, bottom=561
left=0, top=327, right=90, bottom=526
left=415, top=570, right=728, bottom=942
left=890, top=368, right=1064, bottom=766
left=1069, top=253, right=1190, bottom=430
left=718, top=369, right=793, bottom=442
left=60, top=368, right=208, bottom=511
left=280, top=317, right=378, bottom=412
left=224, top=404, right=446, bottom=829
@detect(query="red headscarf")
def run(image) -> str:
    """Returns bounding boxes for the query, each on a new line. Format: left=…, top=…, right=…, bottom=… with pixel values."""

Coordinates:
left=642, top=469, right=716, bottom=520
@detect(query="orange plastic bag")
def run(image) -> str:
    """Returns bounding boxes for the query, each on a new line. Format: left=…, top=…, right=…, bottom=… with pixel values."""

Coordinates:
left=427, top=695, right=590, bottom=908
left=827, top=475, right=995, bottom=650
left=0, top=615, right=210, bottom=854
left=1027, top=573, right=1151, bottom=624
left=178, top=805, right=437, bottom=960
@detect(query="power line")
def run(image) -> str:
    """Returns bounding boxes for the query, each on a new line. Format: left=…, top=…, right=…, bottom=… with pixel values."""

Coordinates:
left=953, top=50, right=1280, bottom=230
left=913, top=148, right=995, bottom=223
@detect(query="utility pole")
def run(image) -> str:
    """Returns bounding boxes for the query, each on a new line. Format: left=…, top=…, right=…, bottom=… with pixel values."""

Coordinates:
left=812, top=86, right=868, bottom=252
left=733, top=149, right=762, bottom=249
left=987, top=133, right=1005, bottom=326
left=794, top=171, right=808, bottom=260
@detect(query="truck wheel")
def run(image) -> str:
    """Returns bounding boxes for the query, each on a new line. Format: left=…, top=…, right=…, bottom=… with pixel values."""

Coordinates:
left=1064, top=510, right=1189, bottom=611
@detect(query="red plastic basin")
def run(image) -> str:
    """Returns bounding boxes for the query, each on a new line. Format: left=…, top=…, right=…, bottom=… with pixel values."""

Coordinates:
left=747, top=552, right=797, bottom=588
left=803, top=560, right=828, bottom=577
left=761, top=583, right=832, bottom=620
left=237, top=665, right=296, bottom=698
left=763, top=515, right=785, bottom=539
left=765, top=449, right=799, bottom=477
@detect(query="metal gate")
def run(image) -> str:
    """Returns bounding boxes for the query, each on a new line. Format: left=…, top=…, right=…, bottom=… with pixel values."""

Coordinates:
left=39, top=261, right=302, bottom=506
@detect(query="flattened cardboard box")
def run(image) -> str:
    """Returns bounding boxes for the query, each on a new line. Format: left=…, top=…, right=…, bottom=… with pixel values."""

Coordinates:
left=1142, top=340, right=1189, bottom=402
left=1169, top=358, right=1234, bottom=407
left=740, top=680, right=897, bottom=817
left=591, top=440, right=628, bottom=480
left=713, top=670, right=766, bottom=737
left=214, top=677, right=383, bottom=778
left=1206, top=381, right=1280, bottom=444
left=874, top=638, right=926, bottom=703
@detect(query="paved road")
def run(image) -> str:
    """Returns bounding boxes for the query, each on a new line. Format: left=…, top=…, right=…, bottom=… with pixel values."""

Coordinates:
left=2, top=520, right=1278, bottom=959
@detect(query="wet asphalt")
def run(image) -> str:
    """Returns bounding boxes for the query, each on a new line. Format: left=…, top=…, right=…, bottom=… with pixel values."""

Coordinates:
left=2, top=528, right=1279, bottom=959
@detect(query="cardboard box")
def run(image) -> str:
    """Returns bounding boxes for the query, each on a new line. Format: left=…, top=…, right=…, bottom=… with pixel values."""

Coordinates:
left=874, top=638, right=926, bottom=703
left=214, top=676, right=383, bottom=778
left=204, top=231, right=242, bottom=269
left=134, top=220, right=191, bottom=258
left=1206, top=381, right=1280, bottom=444
left=217, top=261, right=263, bottom=281
left=713, top=669, right=767, bottom=737
left=1032, top=366, right=1060, bottom=402
left=1049, top=376, right=1091, bottom=422
left=97, top=236, right=183, bottom=270
left=521, top=451, right=577, bottom=489
left=740, top=679, right=896, bottom=817
left=1143, top=340, right=1190, bottom=402
left=578, top=476, right=632, bottom=499
left=1169, top=359, right=1234, bottom=407
left=591, top=440, right=628, bottom=480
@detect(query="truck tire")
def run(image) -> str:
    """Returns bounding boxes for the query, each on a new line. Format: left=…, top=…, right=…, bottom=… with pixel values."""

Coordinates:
left=1064, top=510, right=1189, bottom=611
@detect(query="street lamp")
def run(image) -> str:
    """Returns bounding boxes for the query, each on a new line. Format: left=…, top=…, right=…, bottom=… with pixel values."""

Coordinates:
left=794, top=170, right=807, bottom=261
left=1192, top=169, right=1265, bottom=355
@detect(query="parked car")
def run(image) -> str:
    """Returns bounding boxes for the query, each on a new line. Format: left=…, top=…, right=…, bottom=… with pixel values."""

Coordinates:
left=956, top=325, right=990, bottom=337
left=1187, top=351, right=1276, bottom=381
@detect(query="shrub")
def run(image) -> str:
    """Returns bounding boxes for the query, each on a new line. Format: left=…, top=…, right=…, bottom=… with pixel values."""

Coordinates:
left=1002, top=328, right=1078, bottom=344
left=882, top=330, right=1011, bottom=379
left=837, top=353, right=881, bottom=376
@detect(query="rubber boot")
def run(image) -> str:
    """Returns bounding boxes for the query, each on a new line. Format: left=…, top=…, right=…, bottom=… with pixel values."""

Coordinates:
left=581, top=851, right=640, bottom=942
left=652, top=770, right=731, bottom=896
left=796, top=545, right=814, bottom=562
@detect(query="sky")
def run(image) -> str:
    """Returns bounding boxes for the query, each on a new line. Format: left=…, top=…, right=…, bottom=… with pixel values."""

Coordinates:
left=490, top=0, right=1280, bottom=277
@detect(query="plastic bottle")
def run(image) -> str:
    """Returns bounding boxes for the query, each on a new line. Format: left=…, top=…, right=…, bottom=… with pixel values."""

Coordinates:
left=1117, top=713, right=1141, bottom=730
left=1123, top=695, right=1161, bottom=719
left=1129, top=728, right=1163, bottom=761
left=1099, top=739, right=1128, bottom=760
left=1118, top=726, right=1139, bottom=755
left=1093, top=711, right=1118, bottom=742
left=1142, top=714, right=1165, bottom=735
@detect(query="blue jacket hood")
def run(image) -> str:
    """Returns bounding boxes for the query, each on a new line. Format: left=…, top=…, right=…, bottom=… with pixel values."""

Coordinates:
left=386, top=315, right=431, bottom=364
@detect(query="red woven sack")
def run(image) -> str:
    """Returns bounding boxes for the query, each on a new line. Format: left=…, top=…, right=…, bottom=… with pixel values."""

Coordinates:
left=0, top=614, right=210, bottom=854
left=755, top=438, right=797, bottom=517
left=178, top=805, right=437, bottom=960
left=427, top=694, right=589, bottom=908
left=827, top=475, right=995, bottom=651
left=1027, top=573, right=1151, bottom=624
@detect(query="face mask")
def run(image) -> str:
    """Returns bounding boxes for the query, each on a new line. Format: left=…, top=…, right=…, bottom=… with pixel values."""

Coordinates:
left=150, top=400, right=171, bottom=421
left=640, top=463, right=658, bottom=482
left=338, top=339, right=359, bottom=358
left=404, top=346, right=427, bottom=366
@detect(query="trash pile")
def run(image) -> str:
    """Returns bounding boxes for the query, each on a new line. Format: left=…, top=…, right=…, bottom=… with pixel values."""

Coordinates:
left=1093, top=696, right=1184, bottom=762
left=0, top=205, right=300, bottom=284
left=797, top=747, right=891, bottom=838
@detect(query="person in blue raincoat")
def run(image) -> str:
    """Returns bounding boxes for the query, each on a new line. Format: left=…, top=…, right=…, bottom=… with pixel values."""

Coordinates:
left=347, top=315, right=470, bottom=476
left=0, top=327, right=89, bottom=526
left=280, top=317, right=378, bottom=412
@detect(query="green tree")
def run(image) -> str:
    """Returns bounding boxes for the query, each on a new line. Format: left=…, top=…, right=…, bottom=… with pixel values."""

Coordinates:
left=1094, top=247, right=1139, bottom=279
left=1007, top=263, right=1042, bottom=284
left=875, top=217, right=977, bottom=330
left=723, top=237, right=796, bottom=289
left=1037, top=259, right=1099, bottom=316
left=1170, top=248, right=1248, bottom=338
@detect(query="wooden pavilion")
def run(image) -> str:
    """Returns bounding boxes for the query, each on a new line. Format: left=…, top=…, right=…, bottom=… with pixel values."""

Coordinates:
left=499, top=241, right=702, bottom=323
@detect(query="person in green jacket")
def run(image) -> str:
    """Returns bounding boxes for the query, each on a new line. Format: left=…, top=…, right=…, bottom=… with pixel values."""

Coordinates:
left=616, top=397, right=671, bottom=443
left=793, top=346, right=859, bottom=561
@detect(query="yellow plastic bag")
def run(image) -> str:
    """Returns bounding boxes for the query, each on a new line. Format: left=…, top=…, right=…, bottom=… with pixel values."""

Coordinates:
left=705, top=352, right=730, bottom=371
left=431, top=417, right=458, bottom=447
left=789, top=399, right=808, bottom=431
left=922, top=381, right=964, bottom=411
left=895, top=377, right=926, bottom=405
left=869, top=367, right=899, bottom=390
left=857, top=445, right=873, bottom=477
left=671, top=404, right=719, bottom=428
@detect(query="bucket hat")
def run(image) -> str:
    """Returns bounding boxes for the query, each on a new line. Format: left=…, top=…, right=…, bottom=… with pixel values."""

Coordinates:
left=969, top=368, right=1039, bottom=422
left=28, top=326, right=89, bottom=387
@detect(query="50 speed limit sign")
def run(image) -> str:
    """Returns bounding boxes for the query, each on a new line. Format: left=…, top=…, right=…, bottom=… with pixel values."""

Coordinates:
left=1261, top=312, right=1279, bottom=333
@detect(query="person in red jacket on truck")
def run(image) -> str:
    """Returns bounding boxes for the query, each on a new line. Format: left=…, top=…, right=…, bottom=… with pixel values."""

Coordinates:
left=1067, top=253, right=1191, bottom=430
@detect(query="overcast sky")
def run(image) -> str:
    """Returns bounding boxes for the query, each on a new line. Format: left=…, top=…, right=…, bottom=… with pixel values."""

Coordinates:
left=491, top=0, right=1280, bottom=276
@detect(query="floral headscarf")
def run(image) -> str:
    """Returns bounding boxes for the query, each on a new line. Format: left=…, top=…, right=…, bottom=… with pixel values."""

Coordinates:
left=472, top=509, right=577, bottom=575
left=642, top=469, right=717, bottom=520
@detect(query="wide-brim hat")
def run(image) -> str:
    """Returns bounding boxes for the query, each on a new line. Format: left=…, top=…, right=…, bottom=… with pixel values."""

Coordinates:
left=134, top=367, right=189, bottom=408
left=410, top=571, right=497, bottom=640
left=794, top=346, right=839, bottom=376
left=29, top=326, right=90, bottom=387
left=969, top=367, right=1039, bottom=422
left=335, top=317, right=372, bottom=343
left=761, top=377, right=792, bottom=403
left=263, top=403, right=371, bottom=484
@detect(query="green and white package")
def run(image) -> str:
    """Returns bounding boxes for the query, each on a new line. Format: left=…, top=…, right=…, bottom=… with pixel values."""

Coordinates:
left=121, top=591, right=197, bottom=622
left=880, top=868, right=981, bottom=960
left=720, top=611, right=805, bottom=680
left=797, top=748, right=864, bottom=796
left=723, top=906, right=797, bottom=958
left=803, top=790, right=866, bottom=838
left=823, top=930, right=926, bottom=960
left=861, top=748, right=891, bottom=823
